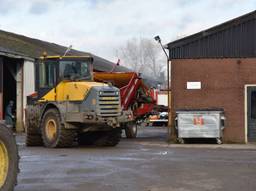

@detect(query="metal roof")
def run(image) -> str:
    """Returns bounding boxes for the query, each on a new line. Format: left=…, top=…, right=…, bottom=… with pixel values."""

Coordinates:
left=167, top=10, right=256, bottom=59
left=0, top=30, right=163, bottom=86
left=0, top=29, right=130, bottom=72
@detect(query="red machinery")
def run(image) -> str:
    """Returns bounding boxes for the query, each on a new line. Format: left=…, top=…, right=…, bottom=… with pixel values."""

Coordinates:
left=94, top=72, right=157, bottom=138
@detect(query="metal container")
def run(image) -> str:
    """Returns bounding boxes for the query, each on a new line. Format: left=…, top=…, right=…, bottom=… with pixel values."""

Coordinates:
left=175, top=109, right=225, bottom=144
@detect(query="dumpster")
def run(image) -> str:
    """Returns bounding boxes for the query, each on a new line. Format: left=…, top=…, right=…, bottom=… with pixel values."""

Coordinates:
left=175, top=109, right=225, bottom=144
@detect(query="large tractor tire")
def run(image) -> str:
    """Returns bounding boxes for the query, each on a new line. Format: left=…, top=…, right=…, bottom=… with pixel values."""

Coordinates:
left=25, top=107, right=43, bottom=146
left=26, top=134, right=43, bottom=147
left=41, top=108, right=76, bottom=148
left=94, top=128, right=122, bottom=147
left=124, top=122, right=138, bottom=139
left=78, top=132, right=99, bottom=146
left=0, top=124, right=19, bottom=191
left=78, top=128, right=122, bottom=147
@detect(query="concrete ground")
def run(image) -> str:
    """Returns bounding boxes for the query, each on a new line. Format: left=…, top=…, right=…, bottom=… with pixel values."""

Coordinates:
left=15, top=126, right=256, bottom=191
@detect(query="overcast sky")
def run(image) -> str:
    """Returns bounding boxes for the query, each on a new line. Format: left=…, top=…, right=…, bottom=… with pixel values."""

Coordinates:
left=0, top=0, right=255, bottom=62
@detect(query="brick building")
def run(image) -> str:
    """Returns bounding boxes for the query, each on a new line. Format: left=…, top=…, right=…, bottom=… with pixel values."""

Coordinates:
left=167, top=11, right=256, bottom=143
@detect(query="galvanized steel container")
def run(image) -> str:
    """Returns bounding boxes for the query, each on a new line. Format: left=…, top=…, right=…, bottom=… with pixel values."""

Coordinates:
left=175, top=109, right=225, bottom=144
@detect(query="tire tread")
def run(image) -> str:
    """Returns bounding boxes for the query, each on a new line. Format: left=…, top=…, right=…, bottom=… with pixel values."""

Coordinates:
left=41, top=108, right=76, bottom=148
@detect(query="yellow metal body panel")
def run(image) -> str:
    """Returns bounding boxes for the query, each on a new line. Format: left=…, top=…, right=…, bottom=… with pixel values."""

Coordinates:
left=41, top=81, right=107, bottom=102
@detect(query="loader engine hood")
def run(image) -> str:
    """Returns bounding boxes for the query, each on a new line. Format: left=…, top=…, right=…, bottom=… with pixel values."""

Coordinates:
left=40, top=81, right=121, bottom=117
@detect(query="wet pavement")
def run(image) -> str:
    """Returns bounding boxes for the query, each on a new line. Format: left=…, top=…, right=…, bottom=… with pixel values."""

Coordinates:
left=15, top=127, right=256, bottom=191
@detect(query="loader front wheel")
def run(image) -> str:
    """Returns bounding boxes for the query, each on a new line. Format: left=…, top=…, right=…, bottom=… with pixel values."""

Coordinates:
left=124, top=122, right=137, bottom=138
left=0, top=124, right=19, bottom=191
left=77, top=132, right=96, bottom=146
left=41, top=109, right=76, bottom=148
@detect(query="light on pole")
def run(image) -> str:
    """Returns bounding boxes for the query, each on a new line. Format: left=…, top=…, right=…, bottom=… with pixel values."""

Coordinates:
left=154, top=35, right=172, bottom=142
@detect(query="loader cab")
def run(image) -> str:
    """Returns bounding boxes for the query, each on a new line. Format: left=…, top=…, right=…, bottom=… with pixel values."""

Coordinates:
left=35, top=56, right=93, bottom=99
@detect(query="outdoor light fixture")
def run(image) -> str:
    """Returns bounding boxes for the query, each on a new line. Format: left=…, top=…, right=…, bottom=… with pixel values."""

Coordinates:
left=154, top=35, right=172, bottom=142
left=154, top=35, right=161, bottom=43
left=154, top=35, right=169, bottom=59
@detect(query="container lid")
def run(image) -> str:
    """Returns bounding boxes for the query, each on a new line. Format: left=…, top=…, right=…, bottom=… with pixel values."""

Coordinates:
left=176, top=108, right=224, bottom=114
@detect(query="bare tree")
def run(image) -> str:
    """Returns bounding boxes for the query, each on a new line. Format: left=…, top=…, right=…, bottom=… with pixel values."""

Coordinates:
left=116, top=37, right=165, bottom=80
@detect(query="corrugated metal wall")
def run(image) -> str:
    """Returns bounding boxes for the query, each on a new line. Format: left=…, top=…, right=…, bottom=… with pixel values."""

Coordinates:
left=168, top=16, right=256, bottom=59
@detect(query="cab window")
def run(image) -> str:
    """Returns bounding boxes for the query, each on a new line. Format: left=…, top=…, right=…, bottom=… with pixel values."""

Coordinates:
left=59, top=61, right=91, bottom=80
left=39, top=61, right=57, bottom=88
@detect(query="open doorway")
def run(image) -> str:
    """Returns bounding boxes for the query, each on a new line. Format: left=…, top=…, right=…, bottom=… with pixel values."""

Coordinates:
left=0, top=56, right=23, bottom=131
left=3, top=57, right=17, bottom=121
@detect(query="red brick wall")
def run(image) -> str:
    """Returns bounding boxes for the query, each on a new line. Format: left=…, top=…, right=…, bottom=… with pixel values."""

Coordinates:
left=171, top=58, right=256, bottom=143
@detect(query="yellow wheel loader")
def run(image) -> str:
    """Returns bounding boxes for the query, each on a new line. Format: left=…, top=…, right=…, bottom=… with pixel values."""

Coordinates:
left=25, top=55, right=122, bottom=148
left=0, top=123, right=19, bottom=191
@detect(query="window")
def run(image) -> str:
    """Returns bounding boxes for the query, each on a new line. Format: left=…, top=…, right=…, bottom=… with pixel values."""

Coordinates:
left=39, top=62, right=56, bottom=88
left=59, top=61, right=91, bottom=80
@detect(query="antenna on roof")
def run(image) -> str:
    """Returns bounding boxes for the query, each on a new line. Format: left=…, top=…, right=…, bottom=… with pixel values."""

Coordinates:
left=110, top=59, right=120, bottom=72
left=63, top=45, right=72, bottom=56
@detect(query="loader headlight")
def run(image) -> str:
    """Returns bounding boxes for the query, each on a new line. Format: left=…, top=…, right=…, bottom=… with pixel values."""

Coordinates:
left=115, top=91, right=119, bottom=95
left=99, top=91, right=103, bottom=95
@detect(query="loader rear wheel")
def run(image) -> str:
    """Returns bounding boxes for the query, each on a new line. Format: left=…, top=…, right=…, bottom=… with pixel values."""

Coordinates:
left=25, top=107, right=43, bottom=146
left=0, top=124, right=19, bottom=191
left=26, top=134, right=43, bottom=147
left=41, top=109, right=76, bottom=148
left=26, top=119, right=43, bottom=147
left=93, top=128, right=122, bottom=147
left=124, top=122, right=137, bottom=138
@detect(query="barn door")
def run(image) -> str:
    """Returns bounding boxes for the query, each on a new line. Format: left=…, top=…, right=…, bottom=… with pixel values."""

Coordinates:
left=247, top=86, right=256, bottom=142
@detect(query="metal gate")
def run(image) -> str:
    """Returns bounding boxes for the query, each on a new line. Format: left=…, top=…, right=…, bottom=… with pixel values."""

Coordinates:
left=247, top=86, right=256, bottom=142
